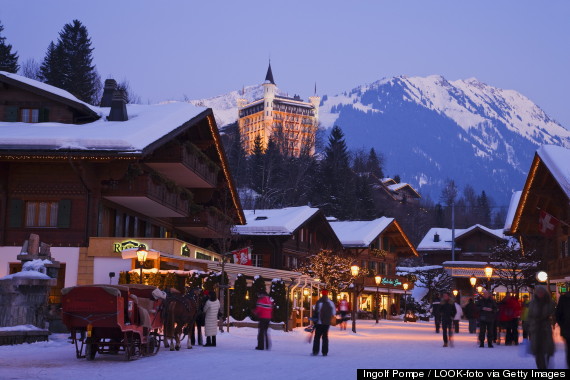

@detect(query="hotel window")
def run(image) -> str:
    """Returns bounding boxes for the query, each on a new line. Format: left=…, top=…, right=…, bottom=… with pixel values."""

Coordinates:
left=196, top=252, right=212, bottom=261
left=25, top=201, right=58, bottom=227
left=562, top=238, right=569, bottom=258
left=21, top=109, right=40, bottom=123
left=369, top=261, right=377, bottom=273
left=252, top=254, right=263, bottom=267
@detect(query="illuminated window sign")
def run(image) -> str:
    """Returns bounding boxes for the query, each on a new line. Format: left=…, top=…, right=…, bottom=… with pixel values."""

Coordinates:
left=113, top=240, right=146, bottom=253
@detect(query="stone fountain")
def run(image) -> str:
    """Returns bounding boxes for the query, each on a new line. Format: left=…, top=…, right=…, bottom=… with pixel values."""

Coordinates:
left=0, top=234, right=61, bottom=345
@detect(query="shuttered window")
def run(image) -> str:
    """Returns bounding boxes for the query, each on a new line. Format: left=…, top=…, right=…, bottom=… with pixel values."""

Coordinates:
left=25, top=201, right=58, bottom=227
left=21, top=109, right=40, bottom=123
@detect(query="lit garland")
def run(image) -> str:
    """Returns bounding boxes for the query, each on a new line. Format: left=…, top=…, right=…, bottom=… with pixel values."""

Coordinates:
left=0, top=154, right=137, bottom=161
left=393, top=220, right=419, bottom=256
left=206, top=114, right=245, bottom=225
left=511, top=155, right=541, bottom=233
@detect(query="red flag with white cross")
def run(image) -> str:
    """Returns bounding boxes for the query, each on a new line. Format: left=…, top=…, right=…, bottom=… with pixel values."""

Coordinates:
left=538, top=210, right=558, bottom=237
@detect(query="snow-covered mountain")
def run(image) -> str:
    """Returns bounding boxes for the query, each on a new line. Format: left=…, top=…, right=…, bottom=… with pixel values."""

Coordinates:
left=191, top=75, right=570, bottom=205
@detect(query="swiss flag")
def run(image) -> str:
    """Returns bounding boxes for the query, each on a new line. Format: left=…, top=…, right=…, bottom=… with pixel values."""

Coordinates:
left=539, top=210, right=559, bottom=237
left=232, top=247, right=252, bottom=266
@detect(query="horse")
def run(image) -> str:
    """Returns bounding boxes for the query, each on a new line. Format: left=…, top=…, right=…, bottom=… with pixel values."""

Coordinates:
left=163, top=292, right=199, bottom=351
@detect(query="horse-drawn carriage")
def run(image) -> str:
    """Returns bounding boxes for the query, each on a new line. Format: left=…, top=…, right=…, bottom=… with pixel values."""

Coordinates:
left=62, top=284, right=165, bottom=360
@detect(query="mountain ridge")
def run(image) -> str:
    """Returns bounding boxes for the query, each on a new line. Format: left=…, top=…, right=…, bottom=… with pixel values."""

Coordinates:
left=190, top=75, right=570, bottom=205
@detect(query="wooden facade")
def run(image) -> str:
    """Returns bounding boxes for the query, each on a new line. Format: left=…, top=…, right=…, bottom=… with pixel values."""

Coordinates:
left=510, top=147, right=570, bottom=283
left=0, top=73, right=244, bottom=289
left=235, top=209, right=342, bottom=270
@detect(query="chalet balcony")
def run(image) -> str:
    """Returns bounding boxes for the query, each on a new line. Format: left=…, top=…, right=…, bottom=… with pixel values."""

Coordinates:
left=145, top=145, right=218, bottom=189
left=102, top=174, right=189, bottom=217
left=173, top=208, right=231, bottom=239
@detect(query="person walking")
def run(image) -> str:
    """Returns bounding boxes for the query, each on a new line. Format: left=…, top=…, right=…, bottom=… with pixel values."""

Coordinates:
left=477, top=290, right=497, bottom=348
left=463, top=298, right=478, bottom=334
left=453, top=299, right=463, bottom=333
left=440, top=293, right=456, bottom=347
left=254, top=290, right=273, bottom=350
left=521, top=295, right=530, bottom=339
left=556, top=290, right=570, bottom=368
left=202, top=291, right=220, bottom=347
left=338, top=295, right=350, bottom=331
left=528, top=286, right=555, bottom=369
left=311, top=290, right=336, bottom=356
left=431, top=294, right=442, bottom=333
left=504, top=294, right=522, bottom=345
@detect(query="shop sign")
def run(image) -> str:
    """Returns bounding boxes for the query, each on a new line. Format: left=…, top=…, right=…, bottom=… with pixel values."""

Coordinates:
left=381, top=277, right=403, bottom=287
left=113, top=240, right=146, bottom=253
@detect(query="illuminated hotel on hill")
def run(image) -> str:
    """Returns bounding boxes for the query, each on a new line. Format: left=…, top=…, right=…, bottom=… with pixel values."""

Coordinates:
left=237, top=63, right=320, bottom=156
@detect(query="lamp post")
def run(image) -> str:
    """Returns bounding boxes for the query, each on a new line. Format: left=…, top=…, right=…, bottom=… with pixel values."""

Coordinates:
left=452, top=289, right=458, bottom=298
left=470, top=274, right=477, bottom=297
left=303, top=288, right=310, bottom=326
left=484, top=264, right=493, bottom=291
left=350, top=265, right=360, bottom=333
left=136, top=246, right=148, bottom=284
left=536, top=271, right=548, bottom=283
left=403, top=283, right=409, bottom=322
left=477, top=285, right=483, bottom=294
left=375, top=275, right=382, bottom=324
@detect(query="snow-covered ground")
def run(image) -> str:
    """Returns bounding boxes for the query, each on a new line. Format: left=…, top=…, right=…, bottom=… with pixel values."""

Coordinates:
left=0, top=320, right=565, bottom=379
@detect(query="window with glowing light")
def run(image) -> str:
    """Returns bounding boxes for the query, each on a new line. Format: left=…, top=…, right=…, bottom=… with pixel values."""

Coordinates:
left=25, top=201, right=58, bottom=227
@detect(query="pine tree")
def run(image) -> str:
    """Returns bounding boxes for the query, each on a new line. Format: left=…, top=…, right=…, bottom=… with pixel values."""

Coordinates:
left=269, top=279, right=287, bottom=323
left=231, top=274, right=249, bottom=320
left=317, top=126, right=355, bottom=219
left=249, top=135, right=265, bottom=194
left=40, top=20, right=100, bottom=104
left=477, top=191, right=491, bottom=226
left=0, top=21, right=19, bottom=73
left=366, top=148, right=384, bottom=178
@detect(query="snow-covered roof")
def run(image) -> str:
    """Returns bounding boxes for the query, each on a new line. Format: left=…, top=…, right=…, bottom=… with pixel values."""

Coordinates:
left=417, top=225, right=507, bottom=251
left=0, top=71, right=98, bottom=113
left=537, top=145, right=570, bottom=198
left=329, top=217, right=394, bottom=247
left=0, top=102, right=208, bottom=153
left=232, top=206, right=320, bottom=235
left=504, top=191, right=522, bottom=231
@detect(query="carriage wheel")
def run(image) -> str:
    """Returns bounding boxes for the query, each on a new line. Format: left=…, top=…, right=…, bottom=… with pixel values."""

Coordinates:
left=149, top=332, right=160, bottom=355
left=85, top=339, right=97, bottom=361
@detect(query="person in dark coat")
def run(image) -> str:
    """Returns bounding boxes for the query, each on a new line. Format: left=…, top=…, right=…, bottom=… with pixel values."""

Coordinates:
left=431, top=294, right=442, bottom=333
left=477, top=290, right=497, bottom=347
left=188, top=287, right=204, bottom=346
left=440, top=293, right=456, bottom=347
left=463, top=298, right=478, bottom=334
left=556, top=291, right=570, bottom=368
left=528, top=286, right=555, bottom=369
left=311, top=290, right=336, bottom=356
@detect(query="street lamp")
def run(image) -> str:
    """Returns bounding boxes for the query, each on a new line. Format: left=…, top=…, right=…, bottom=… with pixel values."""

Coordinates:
left=477, top=285, right=483, bottom=294
left=484, top=264, right=493, bottom=291
left=303, top=288, right=310, bottom=326
left=403, top=283, right=409, bottom=322
left=350, top=265, right=360, bottom=333
left=452, top=289, right=458, bottom=297
left=536, top=271, right=548, bottom=283
left=136, top=245, right=148, bottom=284
left=374, top=275, right=382, bottom=324
left=469, top=274, right=477, bottom=297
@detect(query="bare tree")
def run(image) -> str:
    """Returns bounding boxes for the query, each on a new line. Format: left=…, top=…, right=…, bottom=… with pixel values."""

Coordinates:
left=489, top=241, right=540, bottom=296
left=19, top=58, right=40, bottom=80
left=117, top=78, right=141, bottom=104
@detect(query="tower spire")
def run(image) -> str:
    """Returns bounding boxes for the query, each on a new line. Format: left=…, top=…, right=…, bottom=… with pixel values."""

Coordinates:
left=265, top=60, right=275, bottom=85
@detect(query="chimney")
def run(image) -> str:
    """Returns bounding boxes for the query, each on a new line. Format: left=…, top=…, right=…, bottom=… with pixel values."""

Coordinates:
left=100, top=79, right=117, bottom=107
left=434, top=233, right=440, bottom=242
left=107, top=89, right=128, bottom=121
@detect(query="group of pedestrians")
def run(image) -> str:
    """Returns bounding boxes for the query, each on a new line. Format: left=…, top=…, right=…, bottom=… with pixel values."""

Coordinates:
left=430, top=287, right=567, bottom=370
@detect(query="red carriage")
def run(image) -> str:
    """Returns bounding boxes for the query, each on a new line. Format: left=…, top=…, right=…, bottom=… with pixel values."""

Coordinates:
left=61, top=284, right=165, bottom=360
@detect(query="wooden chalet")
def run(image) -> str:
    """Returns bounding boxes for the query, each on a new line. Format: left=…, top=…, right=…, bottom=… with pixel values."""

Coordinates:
left=509, top=145, right=570, bottom=288
left=0, top=72, right=245, bottom=299
left=232, top=206, right=343, bottom=270
left=330, top=217, right=417, bottom=316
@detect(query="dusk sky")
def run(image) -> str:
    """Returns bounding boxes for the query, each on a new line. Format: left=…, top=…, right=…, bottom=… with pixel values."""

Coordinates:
left=3, top=0, right=570, bottom=128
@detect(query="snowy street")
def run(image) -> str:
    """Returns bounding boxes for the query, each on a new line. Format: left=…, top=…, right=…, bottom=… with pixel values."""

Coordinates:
left=0, top=320, right=565, bottom=380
